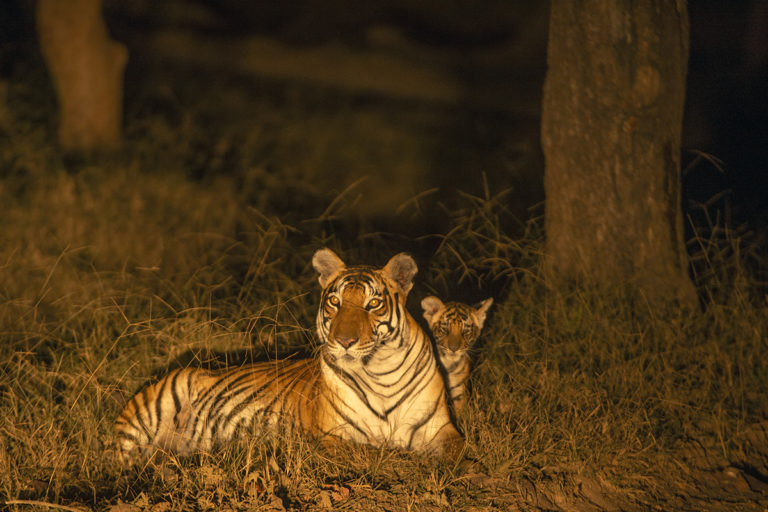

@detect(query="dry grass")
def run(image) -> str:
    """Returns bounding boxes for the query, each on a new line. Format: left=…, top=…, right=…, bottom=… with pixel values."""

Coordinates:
left=1, top=58, right=767, bottom=511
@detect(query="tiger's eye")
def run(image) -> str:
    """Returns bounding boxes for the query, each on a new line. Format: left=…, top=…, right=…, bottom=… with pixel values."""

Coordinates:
left=367, top=298, right=382, bottom=309
left=328, top=295, right=340, bottom=306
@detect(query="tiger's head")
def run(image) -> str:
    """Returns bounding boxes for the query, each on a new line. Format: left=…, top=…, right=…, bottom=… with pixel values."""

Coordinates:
left=421, top=297, right=493, bottom=352
left=312, top=248, right=418, bottom=364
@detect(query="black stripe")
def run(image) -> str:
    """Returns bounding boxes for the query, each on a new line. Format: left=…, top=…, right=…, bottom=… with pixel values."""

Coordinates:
left=374, top=335, right=431, bottom=395
left=199, top=366, right=272, bottom=438
left=153, top=374, right=171, bottom=428
left=450, top=378, right=468, bottom=391
left=187, top=369, right=233, bottom=433
left=170, top=370, right=183, bottom=416
left=211, top=373, right=277, bottom=439
left=117, top=413, right=145, bottom=443
left=327, top=397, right=369, bottom=438
left=295, top=369, right=318, bottom=430
left=324, top=356, right=387, bottom=419
left=245, top=362, right=310, bottom=429
left=406, top=395, right=441, bottom=449
left=278, top=363, right=313, bottom=414
left=133, top=391, right=155, bottom=440
left=384, top=349, right=435, bottom=415
left=208, top=373, right=265, bottom=424
left=365, top=328, right=419, bottom=377
left=116, top=430, right=140, bottom=444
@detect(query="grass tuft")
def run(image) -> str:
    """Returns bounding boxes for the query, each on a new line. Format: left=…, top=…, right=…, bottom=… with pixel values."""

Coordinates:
left=2, top=59, right=767, bottom=510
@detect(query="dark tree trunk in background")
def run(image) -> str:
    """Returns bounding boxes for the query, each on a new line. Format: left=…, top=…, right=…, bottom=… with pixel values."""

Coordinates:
left=36, top=0, right=127, bottom=152
left=541, top=0, right=695, bottom=305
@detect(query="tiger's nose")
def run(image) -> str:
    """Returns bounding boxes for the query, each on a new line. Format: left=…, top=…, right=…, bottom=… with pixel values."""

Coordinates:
left=335, top=336, right=358, bottom=349
left=443, top=333, right=465, bottom=351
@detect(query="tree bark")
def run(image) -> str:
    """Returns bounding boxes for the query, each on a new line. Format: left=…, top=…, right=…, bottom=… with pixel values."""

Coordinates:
left=541, top=0, right=695, bottom=305
left=36, top=0, right=127, bottom=152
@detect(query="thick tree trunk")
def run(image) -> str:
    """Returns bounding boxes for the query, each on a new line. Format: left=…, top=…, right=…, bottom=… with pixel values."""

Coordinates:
left=541, top=0, right=695, bottom=305
left=36, top=0, right=127, bottom=152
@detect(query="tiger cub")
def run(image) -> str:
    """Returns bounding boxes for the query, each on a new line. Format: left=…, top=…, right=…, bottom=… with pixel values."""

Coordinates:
left=115, top=249, right=463, bottom=462
left=421, top=296, right=492, bottom=417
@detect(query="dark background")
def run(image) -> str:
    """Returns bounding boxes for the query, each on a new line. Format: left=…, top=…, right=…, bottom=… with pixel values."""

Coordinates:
left=1, top=0, right=766, bottom=251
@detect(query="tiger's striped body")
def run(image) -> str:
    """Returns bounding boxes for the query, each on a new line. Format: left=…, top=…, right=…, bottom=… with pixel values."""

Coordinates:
left=421, top=297, right=492, bottom=418
left=115, top=250, right=462, bottom=462
left=115, top=359, right=326, bottom=455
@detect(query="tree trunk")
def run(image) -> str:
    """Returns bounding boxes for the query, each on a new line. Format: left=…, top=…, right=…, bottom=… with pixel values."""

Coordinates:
left=541, top=0, right=695, bottom=305
left=36, top=0, right=127, bottom=152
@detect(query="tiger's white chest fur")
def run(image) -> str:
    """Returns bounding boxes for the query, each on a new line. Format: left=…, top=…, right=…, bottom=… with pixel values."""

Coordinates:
left=436, top=346, right=469, bottom=373
left=320, top=332, right=446, bottom=449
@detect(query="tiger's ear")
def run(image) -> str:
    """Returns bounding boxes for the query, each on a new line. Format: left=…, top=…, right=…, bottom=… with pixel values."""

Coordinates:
left=382, top=253, right=418, bottom=296
left=474, top=297, right=494, bottom=328
left=421, top=296, right=445, bottom=325
left=312, top=248, right=346, bottom=288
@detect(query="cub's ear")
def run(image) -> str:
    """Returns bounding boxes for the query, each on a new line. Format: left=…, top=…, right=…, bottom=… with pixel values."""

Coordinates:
left=420, top=296, right=445, bottom=325
left=474, top=298, right=494, bottom=328
left=312, top=248, right=346, bottom=288
left=382, top=253, right=418, bottom=296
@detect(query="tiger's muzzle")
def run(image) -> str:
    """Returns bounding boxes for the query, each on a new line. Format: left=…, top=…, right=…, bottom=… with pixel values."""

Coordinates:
left=442, top=325, right=466, bottom=351
left=329, top=301, right=373, bottom=352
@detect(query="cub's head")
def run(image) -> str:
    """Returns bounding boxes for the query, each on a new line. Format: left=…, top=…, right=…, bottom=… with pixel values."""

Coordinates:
left=421, top=296, right=493, bottom=352
left=312, top=248, right=417, bottom=364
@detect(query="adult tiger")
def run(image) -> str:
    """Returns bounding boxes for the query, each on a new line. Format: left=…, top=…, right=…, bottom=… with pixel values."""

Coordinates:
left=115, top=249, right=463, bottom=463
left=421, top=296, right=493, bottom=418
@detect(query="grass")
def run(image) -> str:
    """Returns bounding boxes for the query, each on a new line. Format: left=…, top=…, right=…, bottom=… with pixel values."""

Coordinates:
left=1, top=56, right=767, bottom=511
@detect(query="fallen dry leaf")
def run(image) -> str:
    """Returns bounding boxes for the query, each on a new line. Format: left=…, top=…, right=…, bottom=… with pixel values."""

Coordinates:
left=321, top=483, right=351, bottom=503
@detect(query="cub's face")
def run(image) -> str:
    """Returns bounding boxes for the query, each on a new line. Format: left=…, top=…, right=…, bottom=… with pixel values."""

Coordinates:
left=312, top=249, right=417, bottom=365
left=421, top=297, right=493, bottom=352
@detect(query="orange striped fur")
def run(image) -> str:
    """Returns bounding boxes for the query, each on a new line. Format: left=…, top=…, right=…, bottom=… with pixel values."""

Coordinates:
left=115, top=250, right=463, bottom=462
left=421, top=296, right=492, bottom=417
